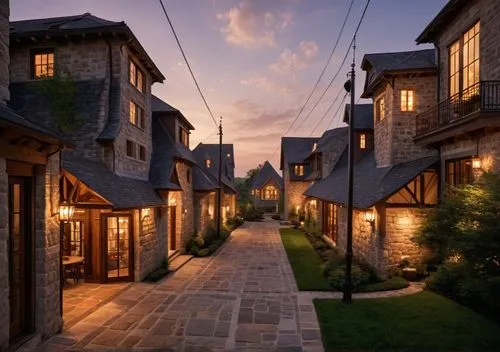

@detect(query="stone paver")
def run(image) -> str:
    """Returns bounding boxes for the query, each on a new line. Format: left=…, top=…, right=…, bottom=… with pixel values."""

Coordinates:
left=38, top=219, right=419, bottom=352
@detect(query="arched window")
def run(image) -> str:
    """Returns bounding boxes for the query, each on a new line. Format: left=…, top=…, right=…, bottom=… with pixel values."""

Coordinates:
left=264, top=185, right=278, bottom=200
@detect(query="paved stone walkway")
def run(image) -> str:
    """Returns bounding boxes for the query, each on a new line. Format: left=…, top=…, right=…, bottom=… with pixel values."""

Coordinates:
left=38, top=220, right=323, bottom=352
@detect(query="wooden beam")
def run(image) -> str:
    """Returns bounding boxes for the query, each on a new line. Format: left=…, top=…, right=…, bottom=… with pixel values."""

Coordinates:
left=0, top=140, right=47, bottom=164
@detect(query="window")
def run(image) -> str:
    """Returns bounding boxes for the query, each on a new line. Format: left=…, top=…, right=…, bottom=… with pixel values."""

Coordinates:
left=324, top=203, right=337, bottom=243
left=294, top=164, right=304, bottom=176
left=264, top=185, right=278, bottom=200
left=449, top=21, right=480, bottom=97
left=126, top=140, right=135, bottom=158
left=359, top=133, right=366, bottom=150
left=187, top=169, right=191, bottom=183
left=251, top=189, right=255, bottom=196
left=446, top=158, right=474, bottom=187
left=139, top=145, right=146, bottom=161
left=179, top=127, right=189, bottom=147
left=129, top=60, right=144, bottom=93
left=376, top=97, right=385, bottom=122
left=401, top=90, right=415, bottom=112
left=64, top=221, right=84, bottom=256
left=32, top=49, right=54, bottom=79
left=256, top=189, right=260, bottom=196
left=206, top=159, right=211, bottom=168
left=129, top=101, right=145, bottom=129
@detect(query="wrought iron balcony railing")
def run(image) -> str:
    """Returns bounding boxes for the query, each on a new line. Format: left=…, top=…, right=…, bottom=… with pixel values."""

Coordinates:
left=416, top=81, right=500, bottom=136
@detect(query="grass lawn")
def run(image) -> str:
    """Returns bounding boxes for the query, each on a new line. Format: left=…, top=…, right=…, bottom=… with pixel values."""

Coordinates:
left=279, top=228, right=331, bottom=290
left=314, top=291, right=500, bottom=351
left=357, top=276, right=409, bottom=292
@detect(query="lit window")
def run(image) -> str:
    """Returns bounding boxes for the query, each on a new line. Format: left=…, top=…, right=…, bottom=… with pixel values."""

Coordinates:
left=449, top=41, right=460, bottom=97
left=251, top=189, right=255, bottom=196
left=264, top=185, right=278, bottom=200
left=32, top=49, right=55, bottom=79
left=294, top=164, right=304, bottom=176
left=359, top=133, right=366, bottom=149
left=64, top=221, right=84, bottom=256
left=206, top=159, right=211, bottom=168
left=227, top=153, right=231, bottom=158
left=129, top=60, right=144, bottom=93
left=126, top=140, right=135, bottom=158
left=129, top=101, right=145, bottom=129
left=401, top=90, right=415, bottom=112
left=376, top=97, right=385, bottom=122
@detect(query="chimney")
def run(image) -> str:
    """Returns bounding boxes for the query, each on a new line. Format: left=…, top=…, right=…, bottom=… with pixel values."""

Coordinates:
left=0, top=0, right=9, bottom=105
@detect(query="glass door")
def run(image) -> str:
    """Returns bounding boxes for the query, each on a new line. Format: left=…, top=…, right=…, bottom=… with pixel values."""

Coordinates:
left=104, top=215, right=133, bottom=281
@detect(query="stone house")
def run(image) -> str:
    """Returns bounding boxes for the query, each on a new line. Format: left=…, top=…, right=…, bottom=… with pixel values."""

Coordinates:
left=0, top=0, right=69, bottom=348
left=192, top=143, right=237, bottom=225
left=250, top=161, right=283, bottom=212
left=414, top=0, right=500, bottom=185
left=280, top=137, right=319, bottom=221
left=8, top=13, right=170, bottom=289
left=305, top=51, right=441, bottom=277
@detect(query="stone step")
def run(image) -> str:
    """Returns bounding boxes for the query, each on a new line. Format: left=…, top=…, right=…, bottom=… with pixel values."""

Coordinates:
left=168, top=250, right=181, bottom=262
left=168, top=254, right=194, bottom=272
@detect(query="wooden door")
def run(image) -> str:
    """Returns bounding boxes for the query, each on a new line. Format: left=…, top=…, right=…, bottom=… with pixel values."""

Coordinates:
left=8, top=176, right=33, bottom=340
left=169, top=206, right=176, bottom=251
left=103, top=214, right=133, bottom=282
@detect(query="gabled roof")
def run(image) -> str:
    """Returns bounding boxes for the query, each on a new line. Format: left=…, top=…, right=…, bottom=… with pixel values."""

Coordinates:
left=343, top=104, right=374, bottom=130
left=304, top=153, right=439, bottom=209
left=361, top=49, right=436, bottom=98
left=251, top=161, right=283, bottom=189
left=151, top=95, right=195, bottom=130
left=63, top=152, right=165, bottom=209
left=10, top=13, right=164, bottom=83
left=280, top=137, right=319, bottom=170
left=193, top=143, right=235, bottom=178
left=416, top=0, right=469, bottom=44
left=193, top=164, right=218, bottom=192
left=149, top=118, right=195, bottom=190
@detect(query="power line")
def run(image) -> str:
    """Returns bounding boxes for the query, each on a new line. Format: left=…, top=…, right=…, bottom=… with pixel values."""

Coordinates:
left=291, top=0, right=371, bottom=136
left=157, top=0, right=219, bottom=129
left=280, top=0, right=356, bottom=138
left=309, top=88, right=347, bottom=136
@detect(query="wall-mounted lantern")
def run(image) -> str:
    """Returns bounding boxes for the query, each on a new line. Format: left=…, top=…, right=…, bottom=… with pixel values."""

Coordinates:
left=472, top=155, right=482, bottom=171
left=364, top=208, right=376, bottom=232
left=59, top=202, right=75, bottom=222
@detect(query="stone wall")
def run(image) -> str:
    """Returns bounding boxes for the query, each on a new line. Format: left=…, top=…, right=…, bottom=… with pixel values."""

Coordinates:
left=0, top=0, right=9, bottom=104
left=0, top=158, right=9, bottom=349
left=35, top=154, right=63, bottom=339
left=177, top=161, right=194, bottom=249
left=284, top=180, right=310, bottom=220
left=134, top=208, right=167, bottom=281
left=194, top=191, right=216, bottom=236
left=435, top=0, right=500, bottom=101
left=374, top=87, right=393, bottom=167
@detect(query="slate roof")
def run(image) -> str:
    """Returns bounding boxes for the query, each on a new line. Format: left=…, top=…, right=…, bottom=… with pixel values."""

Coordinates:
left=416, top=0, right=469, bottom=44
left=192, top=143, right=236, bottom=187
left=10, top=13, right=164, bottom=82
left=193, top=164, right=218, bottom=192
left=304, top=153, right=439, bottom=209
left=63, top=152, right=165, bottom=209
left=151, top=95, right=195, bottom=130
left=343, top=104, right=374, bottom=130
left=0, top=104, right=64, bottom=145
left=280, top=137, right=319, bottom=170
left=251, top=161, right=283, bottom=189
left=361, top=49, right=436, bottom=98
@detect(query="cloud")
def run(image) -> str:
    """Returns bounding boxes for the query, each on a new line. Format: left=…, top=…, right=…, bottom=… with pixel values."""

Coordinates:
left=240, top=76, right=292, bottom=95
left=229, top=99, right=298, bottom=131
left=217, top=0, right=292, bottom=48
left=269, top=40, right=319, bottom=75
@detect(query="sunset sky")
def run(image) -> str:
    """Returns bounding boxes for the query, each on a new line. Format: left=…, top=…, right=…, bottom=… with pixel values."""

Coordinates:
left=11, top=0, right=447, bottom=176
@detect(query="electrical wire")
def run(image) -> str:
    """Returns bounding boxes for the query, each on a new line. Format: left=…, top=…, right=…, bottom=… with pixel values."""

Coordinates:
left=309, top=89, right=347, bottom=136
left=158, top=0, right=219, bottom=129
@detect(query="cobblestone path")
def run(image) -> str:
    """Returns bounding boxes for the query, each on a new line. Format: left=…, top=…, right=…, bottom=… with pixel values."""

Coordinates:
left=39, top=220, right=324, bottom=351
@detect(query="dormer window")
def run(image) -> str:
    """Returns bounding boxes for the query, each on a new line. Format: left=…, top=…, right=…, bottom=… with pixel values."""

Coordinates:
left=129, top=60, right=144, bottom=93
left=179, top=127, right=189, bottom=147
left=359, top=133, right=367, bottom=150
left=294, top=164, right=304, bottom=176
left=32, top=49, right=54, bottom=79
left=376, top=97, right=385, bottom=122
left=401, top=90, right=415, bottom=112
left=206, top=159, right=211, bottom=168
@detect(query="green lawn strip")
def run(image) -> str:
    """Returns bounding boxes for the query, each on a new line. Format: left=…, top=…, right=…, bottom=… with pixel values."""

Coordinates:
left=279, top=228, right=331, bottom=291
left=314, top=291, right=500, bottom=351
left=357, top=276, right=409, bottom=292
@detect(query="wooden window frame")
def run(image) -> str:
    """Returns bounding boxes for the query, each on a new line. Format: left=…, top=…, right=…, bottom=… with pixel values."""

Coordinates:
left=400, top=89, right=415, bottom=112
left=126, top=140, right=135, bottom=158
left=445, top=157, right=474, bottom=187
left=102, top=213, right=134, bottom=282
left=129, top=59, right=145, bottom=93
left=129, top=101, right=145, bottom=129
left=31, top=48, right=55, bottom=79
left=294, top=164, right=304, bottom=176
left=139, top=145, right=146, bottom=161
left=359, top=133, right=367, bottom=150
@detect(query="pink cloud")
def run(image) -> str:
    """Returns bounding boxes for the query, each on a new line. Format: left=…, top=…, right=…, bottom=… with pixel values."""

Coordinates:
left=269, top=40, right=319, bottom=75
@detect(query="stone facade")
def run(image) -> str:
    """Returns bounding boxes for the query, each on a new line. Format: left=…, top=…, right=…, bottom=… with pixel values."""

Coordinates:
left=177, top=161, right=195, bottom=250
left=0, top=158, right=9, bottom=349
left=194, top=191, right=216, bottom=236
left=374, top=75, right=438, bottom=168
left=283, top=179, right=310, bottom=220
left=251, top=178, right=281, bottom=211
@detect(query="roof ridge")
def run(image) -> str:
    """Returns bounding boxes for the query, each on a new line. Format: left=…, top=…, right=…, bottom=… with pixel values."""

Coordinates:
left=365, top=48, right=435, bottom=56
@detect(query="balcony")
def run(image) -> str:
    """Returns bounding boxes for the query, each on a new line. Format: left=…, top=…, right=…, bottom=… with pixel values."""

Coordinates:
left=415, top=81, right=500, bottom=145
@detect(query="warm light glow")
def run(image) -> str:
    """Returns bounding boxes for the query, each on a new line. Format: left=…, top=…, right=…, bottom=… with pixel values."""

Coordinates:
left=142, top=208, right=150, bottom=217
left=294, top=164, right=304, bottom=176
left=359, top=133, right=366, bottom=150
left=364, top=209, right=376, bottom=223
left=472, top=156, right=482, bottom=170
left=59, top=203, right=75, bottom=222
left=206, top=159, right=211, bottom=168
left=401, top=90, right=415, bottom=112
left=208, top=205, right=214, bottom=217
left=168, top=196, right=177, bottom=206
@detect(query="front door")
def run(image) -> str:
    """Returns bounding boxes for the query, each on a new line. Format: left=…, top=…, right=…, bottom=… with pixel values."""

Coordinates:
left=169, top=206, right=176, bottom=251
left=103, top=214, right=133, bottom=282
left=8, top=176, right=33, bottom=341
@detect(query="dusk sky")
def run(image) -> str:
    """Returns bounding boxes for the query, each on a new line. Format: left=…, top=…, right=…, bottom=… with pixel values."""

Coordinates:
left=11, top=0, right=447, bottom=176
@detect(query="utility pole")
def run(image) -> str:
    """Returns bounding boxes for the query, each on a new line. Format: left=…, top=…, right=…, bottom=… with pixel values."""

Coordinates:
left=343, top=37, right=356, bottom=304
left=216, top=117, right=223, bottom=236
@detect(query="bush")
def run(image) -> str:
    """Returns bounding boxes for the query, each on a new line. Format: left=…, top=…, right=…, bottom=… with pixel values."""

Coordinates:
left=325, top=264, right=371, bottom=291
left=187, top=221, right=230, bottom=257
left=240, top=202, right=264, bottom=222
left=271, top=214, right=282, bottom=220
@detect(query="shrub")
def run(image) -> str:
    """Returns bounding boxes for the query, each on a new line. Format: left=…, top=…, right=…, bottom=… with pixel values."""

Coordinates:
left=325, top=264, right=371, bottom=291
left=271, top=214, right=282, bottom=220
